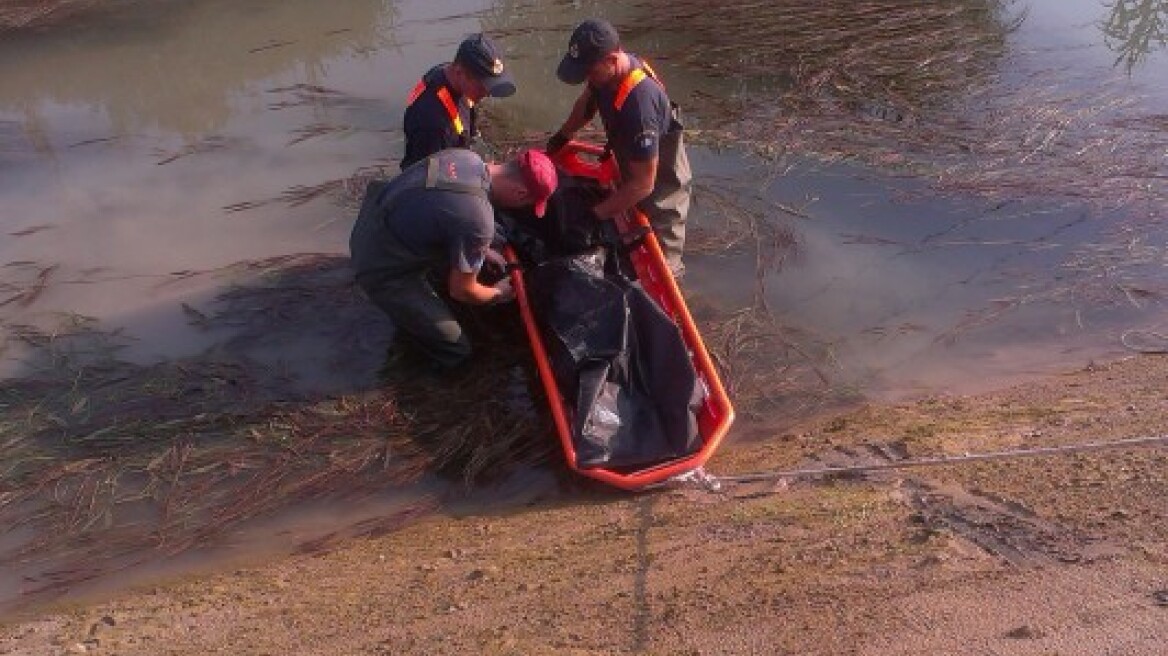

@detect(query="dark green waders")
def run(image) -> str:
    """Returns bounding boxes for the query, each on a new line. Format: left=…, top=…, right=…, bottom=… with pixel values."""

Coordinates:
left=633, top=114, right=692, bottom=277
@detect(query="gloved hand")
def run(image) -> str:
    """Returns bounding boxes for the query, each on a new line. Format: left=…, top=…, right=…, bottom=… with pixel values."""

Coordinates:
left=545, top=131, right=569, bottom=155
left=490, top=278, right=515, bottom=305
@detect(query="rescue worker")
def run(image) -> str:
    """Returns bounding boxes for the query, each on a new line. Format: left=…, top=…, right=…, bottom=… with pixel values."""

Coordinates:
left=350, top=148, right=557, bottom=371
left=545, top=18, right=692, bottom=278
left=401, top=33, right=516, bottom=170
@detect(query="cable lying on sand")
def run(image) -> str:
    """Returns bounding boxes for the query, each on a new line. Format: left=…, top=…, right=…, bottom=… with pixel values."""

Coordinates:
left=680, top=434, right=1168, bottom=489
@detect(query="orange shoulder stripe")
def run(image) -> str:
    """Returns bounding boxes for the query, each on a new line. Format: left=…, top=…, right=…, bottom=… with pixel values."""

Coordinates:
left=406, top=79, right=464, bottom=136
left=406, top=79, right=426, bottom=106
left=613, top=68, right=648, bottom=111
left=435, top=86, right=465, bottom=135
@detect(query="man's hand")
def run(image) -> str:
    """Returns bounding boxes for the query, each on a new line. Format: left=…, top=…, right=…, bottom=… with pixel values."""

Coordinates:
left=490, top=278, right=515, bottom=304
left=545, top=131, right=570, bottom=155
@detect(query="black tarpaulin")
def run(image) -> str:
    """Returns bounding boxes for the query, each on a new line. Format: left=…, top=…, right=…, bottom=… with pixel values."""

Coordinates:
left=526, top=252, right=703, bottom=469
left=499, top=171, right=705, bottom=468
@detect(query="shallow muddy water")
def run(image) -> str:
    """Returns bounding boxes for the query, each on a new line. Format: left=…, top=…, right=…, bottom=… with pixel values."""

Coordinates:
left=1, top=0, right=1166, bottom=613
left=1, top=0, right=1165, bottom=390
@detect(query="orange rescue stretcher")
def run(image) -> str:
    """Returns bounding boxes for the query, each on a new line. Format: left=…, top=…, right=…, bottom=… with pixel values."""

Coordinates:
left=503, top=141, right=734, bottom=490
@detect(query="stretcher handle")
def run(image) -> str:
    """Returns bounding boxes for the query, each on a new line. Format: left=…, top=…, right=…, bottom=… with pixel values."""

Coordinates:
left=552, top=140, right=620, bottom=186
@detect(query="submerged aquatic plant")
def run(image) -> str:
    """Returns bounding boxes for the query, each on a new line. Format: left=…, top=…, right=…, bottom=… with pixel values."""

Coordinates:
left=630, top=0, right=1018, bottom=112
left=0, top=244, right=840, bottom=607
left=0, top=254, right=555, bottom=607
left=625, top=0, right=1165, bottom=213
left=1102, top=0, right=1168, bottom=73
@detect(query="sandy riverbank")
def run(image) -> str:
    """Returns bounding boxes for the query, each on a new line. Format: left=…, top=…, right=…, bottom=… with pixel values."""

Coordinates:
left=2, top=351, right=1165, bottom=655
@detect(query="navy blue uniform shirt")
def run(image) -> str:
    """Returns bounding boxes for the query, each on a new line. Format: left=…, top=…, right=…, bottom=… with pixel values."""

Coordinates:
left=401, top=65, right=475, bottom=170
left=591, top=56, right=672, bottom=164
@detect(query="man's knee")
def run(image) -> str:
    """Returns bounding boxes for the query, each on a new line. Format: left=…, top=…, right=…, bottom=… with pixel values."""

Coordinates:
left=367, top=284, right=472, bottom=368
left=420, top=317, right=472, bottom=367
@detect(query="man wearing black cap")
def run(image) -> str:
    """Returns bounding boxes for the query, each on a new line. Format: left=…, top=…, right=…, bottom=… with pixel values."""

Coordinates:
left=546, top=18, right=692, bottom=278
left=401, top=33, right=516, bottom=170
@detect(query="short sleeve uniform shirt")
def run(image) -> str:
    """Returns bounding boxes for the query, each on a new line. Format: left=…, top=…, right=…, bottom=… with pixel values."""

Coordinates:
left=591, top=55, right=672, bottom=165
left=351, top=149, right=493, bottom=280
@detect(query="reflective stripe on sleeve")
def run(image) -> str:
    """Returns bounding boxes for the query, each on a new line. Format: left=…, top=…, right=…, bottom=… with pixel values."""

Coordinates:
left=406, top=79, right=426, bottom=106
left=406, top=79, right=465, bottom=136
left=436, top=87, right=465, bottom=135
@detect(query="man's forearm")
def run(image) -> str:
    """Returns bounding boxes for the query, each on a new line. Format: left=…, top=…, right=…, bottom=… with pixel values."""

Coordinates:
left=448, top=270, right=500, bottom=304
left=555, top=92, right=597, bottom=138
left=592, top=179, right=652, bottom=219
left=593, top=158, right=656, bottom=219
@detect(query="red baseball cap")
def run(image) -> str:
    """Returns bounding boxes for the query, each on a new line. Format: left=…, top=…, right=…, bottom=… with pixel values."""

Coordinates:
left=517, top=149, right=557, bottom=218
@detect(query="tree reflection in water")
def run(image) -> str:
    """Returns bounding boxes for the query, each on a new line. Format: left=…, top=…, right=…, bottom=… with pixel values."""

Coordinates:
left=1102, top=0, right=1168, bottom=72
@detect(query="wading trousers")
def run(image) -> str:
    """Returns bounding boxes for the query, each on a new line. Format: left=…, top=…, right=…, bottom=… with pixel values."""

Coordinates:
left=636, top=126, right=692, bottom=276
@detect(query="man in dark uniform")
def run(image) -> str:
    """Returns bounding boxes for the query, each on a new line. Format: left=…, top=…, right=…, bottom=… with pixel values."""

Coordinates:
left=401, top=33, right=516, bottom=170
left=545, top=18, right=692, bottom=278
left=350, top=148, right=557, bottom=371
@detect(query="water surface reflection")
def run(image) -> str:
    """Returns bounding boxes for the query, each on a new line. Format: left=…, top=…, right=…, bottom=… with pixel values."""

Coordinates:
left=1102, top=0, right=1168, bottom=72
left=1, top=0, right=1167, bottom=615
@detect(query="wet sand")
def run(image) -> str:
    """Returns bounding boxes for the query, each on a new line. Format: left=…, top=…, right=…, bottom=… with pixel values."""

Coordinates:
left=1, top=351, right=1166, bottom=655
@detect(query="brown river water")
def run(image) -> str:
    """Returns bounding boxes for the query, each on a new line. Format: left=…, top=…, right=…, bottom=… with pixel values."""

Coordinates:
left=1, top=0, right=1165, bottom=613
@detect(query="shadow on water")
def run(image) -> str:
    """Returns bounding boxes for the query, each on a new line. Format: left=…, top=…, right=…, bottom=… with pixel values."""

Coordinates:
left=0, top=254, right=574, bottom=616
left=0, top=250, right=835, bottom=617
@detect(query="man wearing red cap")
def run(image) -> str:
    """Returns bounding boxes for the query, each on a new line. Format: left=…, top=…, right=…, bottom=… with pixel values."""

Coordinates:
left=546, top=18, right=692, bottom=278
left=401, top=33, right=516, bottom=170
left=350, top=148, right=557, bottom=371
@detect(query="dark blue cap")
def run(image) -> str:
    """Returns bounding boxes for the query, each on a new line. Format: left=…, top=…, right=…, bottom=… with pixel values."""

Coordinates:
left=556, top=19, right=620, bottom=85
left=455, top=33, right=516, bottom=98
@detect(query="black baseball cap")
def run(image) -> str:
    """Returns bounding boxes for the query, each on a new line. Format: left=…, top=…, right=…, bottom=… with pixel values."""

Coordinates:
left=556, top=19, right=620, bottom=85
left=455, top=33, right=516, bottom=98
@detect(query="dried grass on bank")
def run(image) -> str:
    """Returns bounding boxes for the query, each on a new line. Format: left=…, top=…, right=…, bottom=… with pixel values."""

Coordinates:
left=627, top=0, right=1166, bottom=213
left=0, top=255, right=555, bottom=605
left=0, top=242, right=843, bottom=605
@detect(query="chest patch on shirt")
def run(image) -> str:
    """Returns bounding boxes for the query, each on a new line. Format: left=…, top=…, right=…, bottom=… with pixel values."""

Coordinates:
left=446, top=161, right=458, bottom=179
left=636, top=130, right=658, bottom=151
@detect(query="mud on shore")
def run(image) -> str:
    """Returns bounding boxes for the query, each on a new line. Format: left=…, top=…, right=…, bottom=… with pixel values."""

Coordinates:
left=1, top=352, right=1166, bottom=655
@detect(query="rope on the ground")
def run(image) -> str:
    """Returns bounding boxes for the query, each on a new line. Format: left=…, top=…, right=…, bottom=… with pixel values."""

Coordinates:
left=699, top=434, right=1168, bottom=487
left=1121, top=329, right=1168, bottom=354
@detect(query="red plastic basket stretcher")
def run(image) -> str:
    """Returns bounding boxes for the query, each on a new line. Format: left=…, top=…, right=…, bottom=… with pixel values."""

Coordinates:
left=504, top=141, right=734, bottom=490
